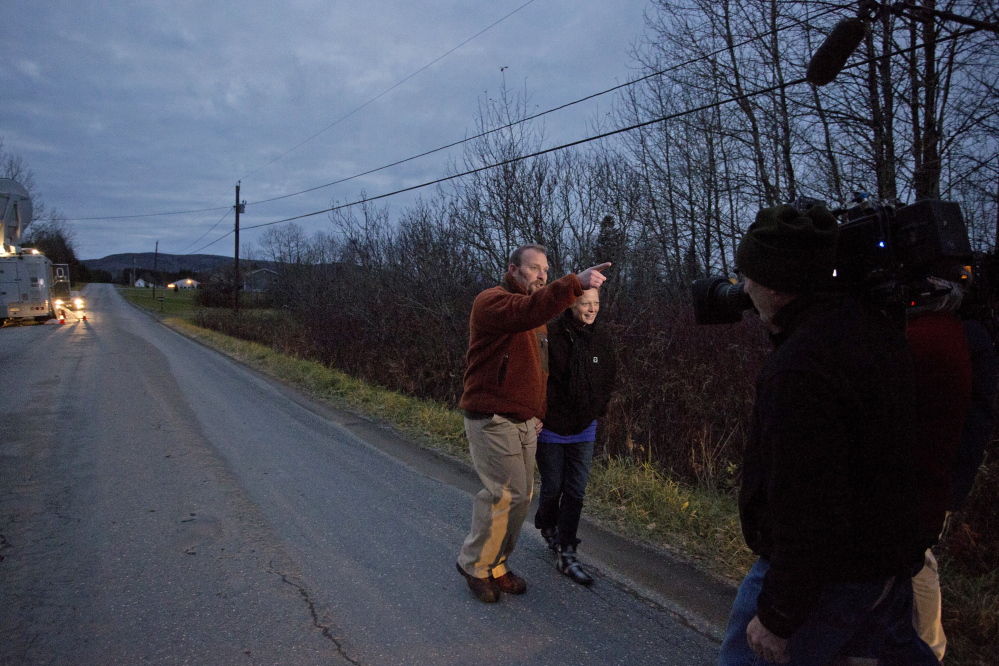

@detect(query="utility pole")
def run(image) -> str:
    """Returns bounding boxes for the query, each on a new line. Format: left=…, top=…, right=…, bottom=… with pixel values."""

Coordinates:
left=152, top=241, right=159, bottom=299
left=234, top=182, right=245, bottom=312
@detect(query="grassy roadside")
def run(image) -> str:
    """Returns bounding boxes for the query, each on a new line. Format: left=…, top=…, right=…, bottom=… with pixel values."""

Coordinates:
left=939, top=563, right=999, bottom=664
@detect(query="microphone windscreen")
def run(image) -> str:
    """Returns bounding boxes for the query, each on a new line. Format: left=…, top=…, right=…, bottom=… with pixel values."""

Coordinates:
left=806, top=18, right=869, bottom=86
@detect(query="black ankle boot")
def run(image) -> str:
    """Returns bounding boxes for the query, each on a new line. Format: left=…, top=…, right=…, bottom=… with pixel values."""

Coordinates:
left=557, top=545, right=594, bottom=585
left=540, top=527, right=558, bottom=552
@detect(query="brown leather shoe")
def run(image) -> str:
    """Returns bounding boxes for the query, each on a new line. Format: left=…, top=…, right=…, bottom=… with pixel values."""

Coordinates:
left=456, top=562, right=499, bottom=602
left=494, top=570, right=527, bottom=594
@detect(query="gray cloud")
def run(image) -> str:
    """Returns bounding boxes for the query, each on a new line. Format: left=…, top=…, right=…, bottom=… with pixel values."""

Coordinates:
left=2, top=0, right=649, bottom=258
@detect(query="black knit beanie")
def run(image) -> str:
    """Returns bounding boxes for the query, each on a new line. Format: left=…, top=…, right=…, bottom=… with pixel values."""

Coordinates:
left=735, top=204, right=838, bottom=292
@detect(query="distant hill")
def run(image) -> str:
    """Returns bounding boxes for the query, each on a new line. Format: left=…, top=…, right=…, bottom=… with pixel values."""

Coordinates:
left=82, top=253, right=276, bottom=278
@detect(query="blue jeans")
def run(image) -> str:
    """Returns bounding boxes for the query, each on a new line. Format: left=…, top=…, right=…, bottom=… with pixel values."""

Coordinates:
left=534, top=439, right=594, bottom=548
left=718, top=559, right=940, bottom=666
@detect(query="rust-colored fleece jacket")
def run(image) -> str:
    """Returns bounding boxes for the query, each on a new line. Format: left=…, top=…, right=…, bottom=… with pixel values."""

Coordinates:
left=459, top=272, right=583, bottom=421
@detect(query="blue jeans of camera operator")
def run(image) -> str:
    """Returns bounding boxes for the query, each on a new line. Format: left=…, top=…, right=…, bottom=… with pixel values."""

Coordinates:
left=719, top=559, right=939, bottom=665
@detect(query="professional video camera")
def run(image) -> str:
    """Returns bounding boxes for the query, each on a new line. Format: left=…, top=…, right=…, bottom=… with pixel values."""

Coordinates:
left=691, top=195, right=974, bottom=325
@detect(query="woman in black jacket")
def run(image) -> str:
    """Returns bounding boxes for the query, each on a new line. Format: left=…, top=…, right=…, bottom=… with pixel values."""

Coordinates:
left=534, top=288, right=616, bottom=585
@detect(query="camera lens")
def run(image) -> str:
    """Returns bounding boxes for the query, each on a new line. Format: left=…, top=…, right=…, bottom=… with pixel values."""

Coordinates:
left=691, top=277, right=754, bottom=325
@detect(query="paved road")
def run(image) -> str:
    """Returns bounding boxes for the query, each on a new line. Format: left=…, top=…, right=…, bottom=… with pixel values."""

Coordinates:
left=0, top=284, right=722, bottom=665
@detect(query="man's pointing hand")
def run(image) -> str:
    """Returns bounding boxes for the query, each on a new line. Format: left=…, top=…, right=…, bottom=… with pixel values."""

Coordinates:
left=577, top=263, right=612, bottom=290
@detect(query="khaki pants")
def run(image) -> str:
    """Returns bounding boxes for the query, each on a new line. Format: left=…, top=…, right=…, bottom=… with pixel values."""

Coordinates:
left=912, top=547, right=946, bottom=661
left=457, top=414, right=537, bottom=579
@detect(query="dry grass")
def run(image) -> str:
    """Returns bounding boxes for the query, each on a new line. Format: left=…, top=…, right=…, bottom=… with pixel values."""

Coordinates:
left=585, top=458, right=753, bottom=579
left=939, top=558, right=999, bottom=666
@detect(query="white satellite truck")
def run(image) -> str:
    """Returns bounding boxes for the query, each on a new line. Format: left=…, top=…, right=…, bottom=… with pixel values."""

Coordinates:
left=0, top=178, right=63, bottom=324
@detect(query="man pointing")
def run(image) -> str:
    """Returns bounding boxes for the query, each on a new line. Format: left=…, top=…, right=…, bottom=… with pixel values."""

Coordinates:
left=456, top=244, right=610, bottom=602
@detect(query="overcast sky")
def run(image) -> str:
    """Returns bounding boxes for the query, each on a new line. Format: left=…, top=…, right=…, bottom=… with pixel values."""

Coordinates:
left=2, top=0, right=652, bottom=260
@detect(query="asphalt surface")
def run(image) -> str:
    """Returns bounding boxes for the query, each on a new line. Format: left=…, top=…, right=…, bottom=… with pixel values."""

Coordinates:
left=0, top=283, right=734, bottom=665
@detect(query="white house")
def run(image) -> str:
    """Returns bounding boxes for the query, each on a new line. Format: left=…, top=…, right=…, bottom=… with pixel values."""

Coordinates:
left=173, top=278, right=199, bottom=289
left=134, top=278, right=148, bottom=287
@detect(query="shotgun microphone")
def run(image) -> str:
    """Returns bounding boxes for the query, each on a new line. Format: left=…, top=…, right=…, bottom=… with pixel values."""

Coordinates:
left=806, top=17, right=869, bottom=86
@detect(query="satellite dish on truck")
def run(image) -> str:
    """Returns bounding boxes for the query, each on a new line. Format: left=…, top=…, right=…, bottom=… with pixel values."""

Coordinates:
left=0, top=179, right=55, bottom=325
left=0, top=178, right=33, bottom=251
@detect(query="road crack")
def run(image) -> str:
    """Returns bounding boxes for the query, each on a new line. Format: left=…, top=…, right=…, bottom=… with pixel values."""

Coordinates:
left=271, top=562, right=361, bottom=665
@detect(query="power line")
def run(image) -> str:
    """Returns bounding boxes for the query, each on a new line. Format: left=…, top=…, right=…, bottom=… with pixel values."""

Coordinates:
left=78, top=1, right=952, bottom=249
left=237, top=29, right=971, bottom=235
left=62, top=3, right=841, bottom=224
left=64, top=205, right=230, bottom=222
left=238, top=0, right=541, bottom=183
left=189, top=229, right=234, bottom=255
left=242, top=81, right=813, bottom=231
left=176, top=207, right=233, bottom=254
left=80, top=9, right=999, bottom=268
left=246, top=4, right=847, bottom=208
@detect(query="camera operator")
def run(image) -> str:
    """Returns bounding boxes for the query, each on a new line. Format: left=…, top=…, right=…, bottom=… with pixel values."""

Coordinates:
left=717, top=204, right=937, bottom=665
